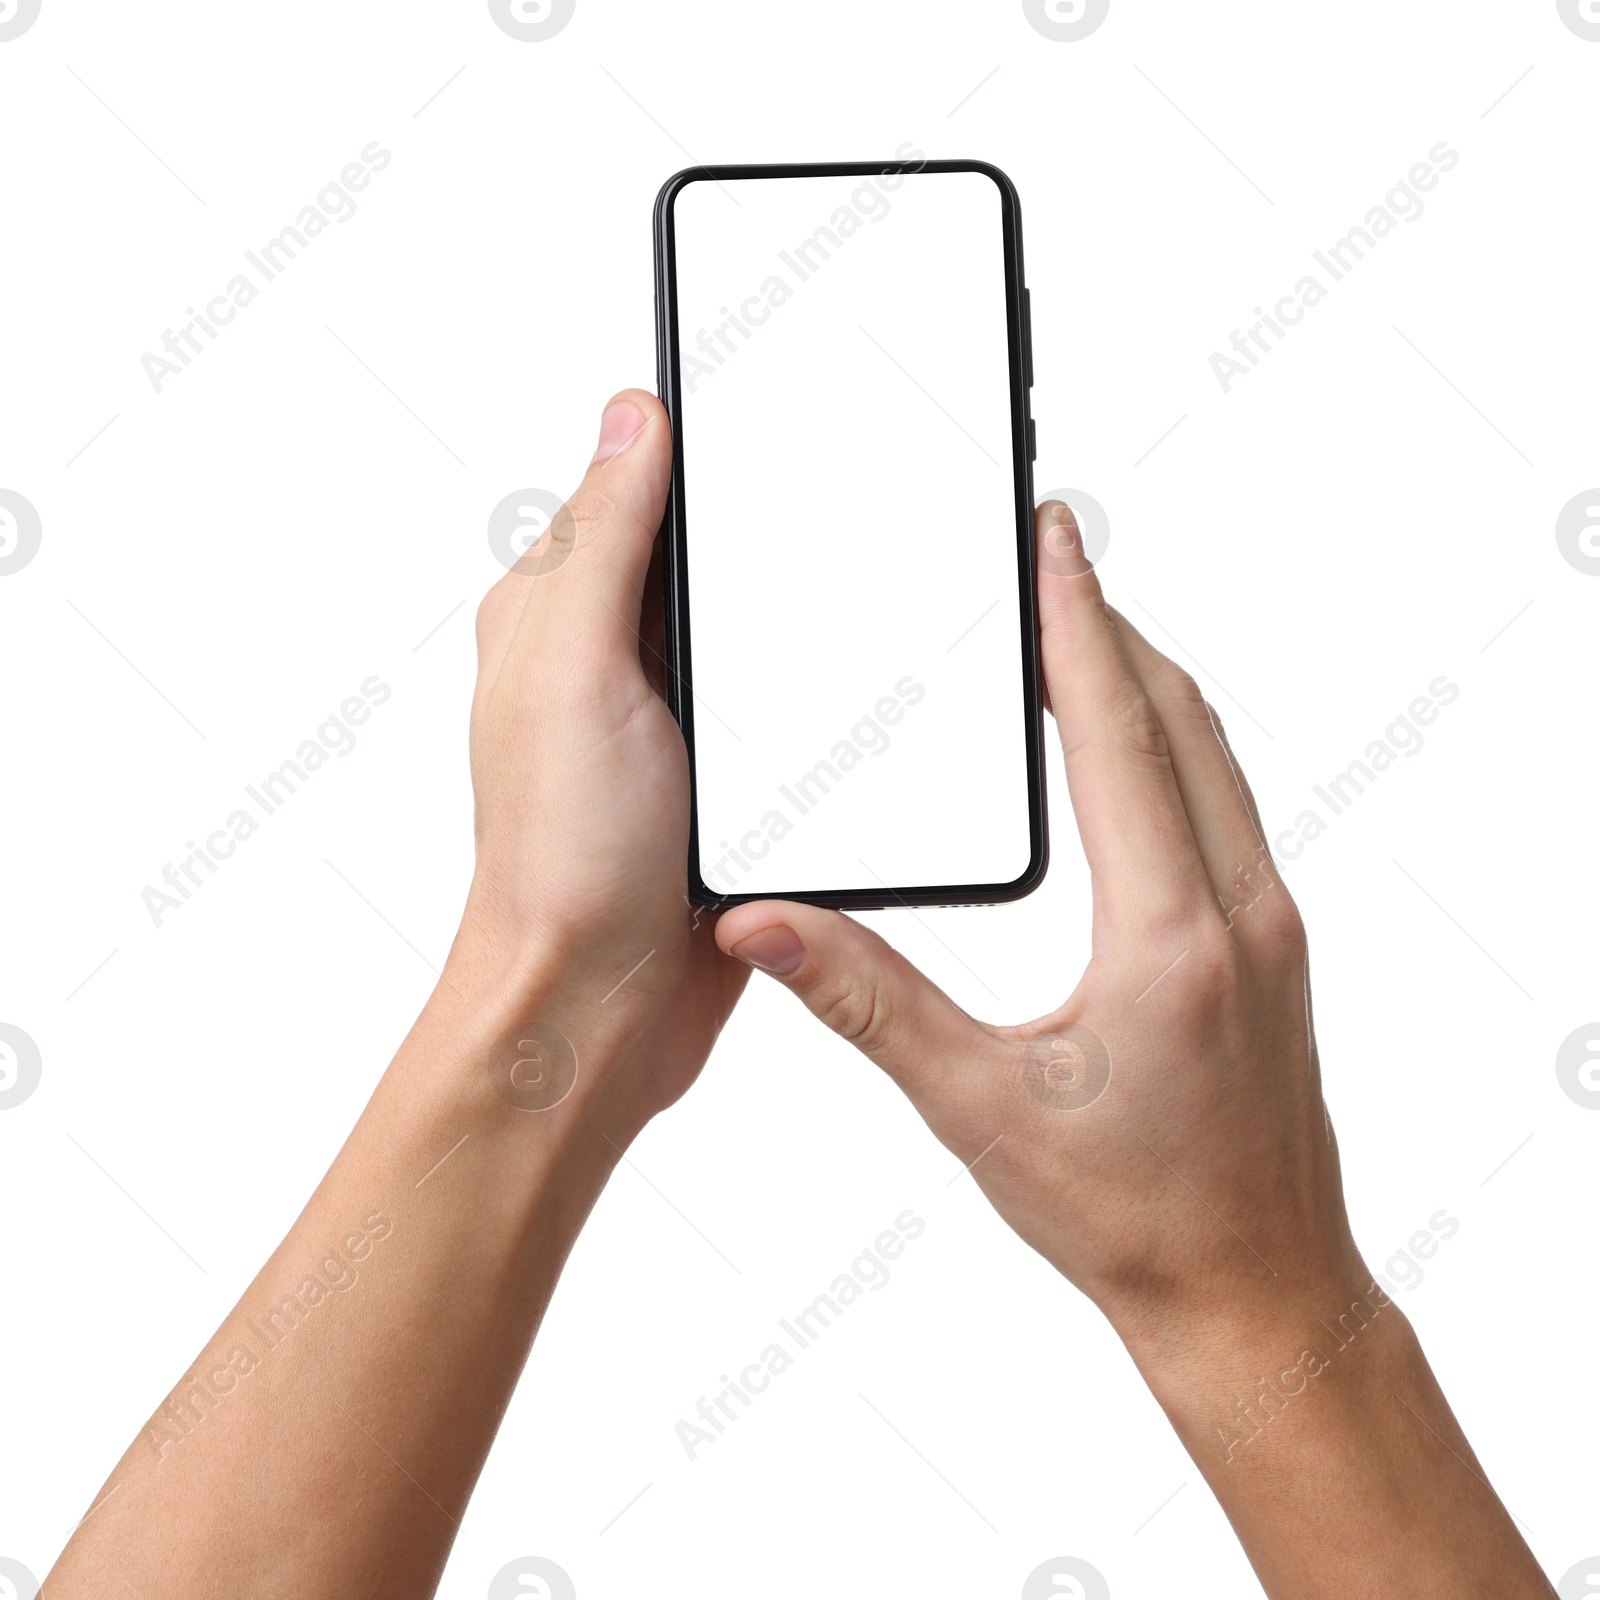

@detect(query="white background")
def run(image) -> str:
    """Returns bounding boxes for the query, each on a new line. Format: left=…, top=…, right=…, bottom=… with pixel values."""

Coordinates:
left=1, top=3, right=1596, bottom=1597
left=674, top=169, right=1033, bottom=896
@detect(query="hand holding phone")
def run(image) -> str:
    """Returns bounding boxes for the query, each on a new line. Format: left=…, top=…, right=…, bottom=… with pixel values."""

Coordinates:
left=713, top=501, right=1550, bottom=1597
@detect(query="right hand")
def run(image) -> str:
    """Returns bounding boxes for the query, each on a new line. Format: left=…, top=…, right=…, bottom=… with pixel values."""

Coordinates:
left=714, top=501, right=1368, bottom=1355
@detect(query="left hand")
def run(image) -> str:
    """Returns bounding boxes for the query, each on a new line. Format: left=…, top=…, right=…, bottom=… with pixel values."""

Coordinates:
left=450, top=390, right=748, bottom=1134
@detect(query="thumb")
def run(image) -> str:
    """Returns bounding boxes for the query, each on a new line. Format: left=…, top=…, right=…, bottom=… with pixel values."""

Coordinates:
left=714, top=900, right=988, bottom=1098
left=508, top=388, right=672, bottom=659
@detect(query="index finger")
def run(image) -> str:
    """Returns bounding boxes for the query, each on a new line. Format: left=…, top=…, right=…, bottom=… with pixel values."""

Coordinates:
left=1035, top=501, right=1214, bottom=931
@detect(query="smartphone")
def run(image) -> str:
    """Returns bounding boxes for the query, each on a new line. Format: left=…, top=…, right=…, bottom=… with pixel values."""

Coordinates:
left=654, top=155, right=1046, bottom=910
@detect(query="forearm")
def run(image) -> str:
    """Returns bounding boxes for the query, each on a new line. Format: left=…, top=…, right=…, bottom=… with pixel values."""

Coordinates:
left=48, top=388, right=733, bottom=1598
left=1120, top=1277, right=1553, bottom=1600
left=49, top=950, right=633, bottom=1599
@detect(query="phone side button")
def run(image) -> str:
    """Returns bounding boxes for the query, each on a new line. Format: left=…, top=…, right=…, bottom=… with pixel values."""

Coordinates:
left=1022, top=287, right=1034, bottom=388
left=1027, top=417, right=1037, bottom=461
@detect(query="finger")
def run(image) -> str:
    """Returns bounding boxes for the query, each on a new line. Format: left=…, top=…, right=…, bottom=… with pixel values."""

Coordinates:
left=1205, top=703, right=1300, bottom=947
left=1111, top=610, right=1268, bottom=902
left=1035, top=501, right=1213, bottom=928
left=508, top=389, right=672, bottom=666
left=714, top=901, right=989, bottom=1101
left=1208, top=703, right=1268, bottom=844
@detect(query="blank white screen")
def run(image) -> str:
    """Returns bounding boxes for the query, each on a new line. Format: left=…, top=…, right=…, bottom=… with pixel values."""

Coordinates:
left=671, top=168, right=1033, bottom=898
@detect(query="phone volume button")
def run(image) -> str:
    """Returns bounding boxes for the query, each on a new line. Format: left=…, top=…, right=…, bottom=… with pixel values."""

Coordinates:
left=1022, top=287, right=1034, bottom=388
left=1027, top=417, right=1037, bottom=461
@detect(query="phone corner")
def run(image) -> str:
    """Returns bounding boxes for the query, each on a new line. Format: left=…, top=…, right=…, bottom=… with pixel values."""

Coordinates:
left=951, top=158, right=1023, bottom=210
left=654, top=166, right=710, bottom=226
left=684, top=866, right=729, bottom=914
left=994, top=833, right=1051, bottom=905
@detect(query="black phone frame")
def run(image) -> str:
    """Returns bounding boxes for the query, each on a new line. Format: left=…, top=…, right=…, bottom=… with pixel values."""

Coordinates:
left=653, top=158, right=1048, bottom=911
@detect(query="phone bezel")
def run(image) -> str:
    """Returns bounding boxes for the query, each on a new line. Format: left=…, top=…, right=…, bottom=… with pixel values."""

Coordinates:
left=653, top=158, right=1048, bottom=911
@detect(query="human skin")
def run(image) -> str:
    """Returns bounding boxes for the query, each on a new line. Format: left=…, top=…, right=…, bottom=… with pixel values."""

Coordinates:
left=715, top=500, right=1555, bottom=1600
left=46, top=391, right=750, bottom=1597
left=46, top=399, right=1552, bottom=1598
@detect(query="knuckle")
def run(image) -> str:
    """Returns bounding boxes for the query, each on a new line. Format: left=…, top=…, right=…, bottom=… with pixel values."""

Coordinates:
left=1124, top=902, right=1232, bottom=990
left=543, top=497, right=583, bottom=553
left=1157, top=929, right=1244, bottom=1023
left=810, top=971, right=892, bottom=1056
left=1185, top=916, right=1245, bottom=984
left=1253, top=890, right=1308, bottom=959
left=1221, top=858, right=1306, bottom=958
left=1105, top=676, right=1172, bottom=766
left=566, top=484, right=617, bottom=535
left=1152, top=662, right=1210, bottom=724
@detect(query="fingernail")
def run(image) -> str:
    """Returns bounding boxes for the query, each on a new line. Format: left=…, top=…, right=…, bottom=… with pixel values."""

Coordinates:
left=1040, top=500, right=1091, bottom=577
left=729, top=926, right=806, bottom=976
left=593, top=399, right=646, bottom=462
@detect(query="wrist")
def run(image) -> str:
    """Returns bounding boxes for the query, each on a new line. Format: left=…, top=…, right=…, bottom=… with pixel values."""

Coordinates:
left=415, top=905, right=681, bottom=1156
left=1111, top=1263, right=1420, bottom=1465
left=1095, top=1223, right=1373, bottom=1376
left=444, top=880, right=677, bottom=1031
left=1110, top=1274, right=1553, bottom=1597
left=439, top=887, right=571, bottom=1012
